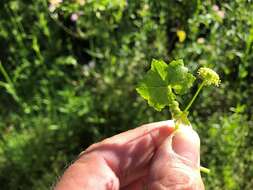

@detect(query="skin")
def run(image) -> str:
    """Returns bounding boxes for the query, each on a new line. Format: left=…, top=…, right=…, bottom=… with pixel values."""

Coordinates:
left=55, top=120, right=204, bottom=190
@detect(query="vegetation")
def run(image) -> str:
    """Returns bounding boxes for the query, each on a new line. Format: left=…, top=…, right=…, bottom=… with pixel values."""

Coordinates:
left=136, top=59, right=221, bottom=174
left=136, top=59, right=220, bottom=127
left=0, top=0, right=252, bottom=189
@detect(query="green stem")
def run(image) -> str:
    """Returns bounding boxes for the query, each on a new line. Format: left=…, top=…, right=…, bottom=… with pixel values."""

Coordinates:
left=0, top=62, right=13, bottom=86
left=195, top=0, right=201, bottom=16
left=200, top=166, right=210, bottom=174
left=184, top=81, right=205, bottom=112
left=0, top=81, right=6, bottom=87
left=0, top=61, right=20, bottom=103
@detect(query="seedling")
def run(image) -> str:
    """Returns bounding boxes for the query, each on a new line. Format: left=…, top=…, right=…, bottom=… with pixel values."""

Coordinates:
left=136, top=59, right=220, bottom=173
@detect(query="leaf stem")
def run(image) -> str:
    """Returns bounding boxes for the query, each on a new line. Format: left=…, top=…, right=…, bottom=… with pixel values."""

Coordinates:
left=0, top=61, right=20, bottom=103
left=0, top=61, right=13, bottom=86
left=200, top=166, right=210, bottom=174
left=184, top=81, right=205, bottom=112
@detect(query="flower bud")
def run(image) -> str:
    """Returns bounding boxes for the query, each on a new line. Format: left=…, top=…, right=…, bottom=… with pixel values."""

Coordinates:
left=198, top=67, right=220, bottom=86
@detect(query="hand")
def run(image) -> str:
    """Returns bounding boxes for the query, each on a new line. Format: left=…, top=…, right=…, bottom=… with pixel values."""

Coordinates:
left=55, top=120, right=204, bottom=190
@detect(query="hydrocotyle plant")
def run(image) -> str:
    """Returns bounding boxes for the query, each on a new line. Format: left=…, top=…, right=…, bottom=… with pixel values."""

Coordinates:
left=136, top=59, right=220, bottom=173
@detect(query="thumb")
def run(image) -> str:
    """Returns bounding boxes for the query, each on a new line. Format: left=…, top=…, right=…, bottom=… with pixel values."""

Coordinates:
left=148, top=126, right=205, bottom=190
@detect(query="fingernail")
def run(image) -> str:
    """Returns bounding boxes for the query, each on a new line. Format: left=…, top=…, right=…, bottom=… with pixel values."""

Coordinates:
left=172, top=126, right=200, bottom=165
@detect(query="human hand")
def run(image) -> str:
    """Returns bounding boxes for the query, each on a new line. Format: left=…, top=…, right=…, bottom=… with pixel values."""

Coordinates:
left=55, top=120, right=204, bottom=190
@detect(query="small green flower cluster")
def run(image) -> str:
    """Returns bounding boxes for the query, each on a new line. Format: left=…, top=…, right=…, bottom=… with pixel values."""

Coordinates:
left=198, top=67, right=220, bottom=86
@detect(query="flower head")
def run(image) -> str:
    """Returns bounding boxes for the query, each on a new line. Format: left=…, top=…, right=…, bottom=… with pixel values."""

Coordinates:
left=217, top=10, right=225, bottom=19
left=48, top=0, right=62, bottom=12
left=76, top=0, right=85, bottom=5
left=197, top=37, right=205, bottom=44
left=212, top=5, right=219, bottom=11
left=176, top=30, right=186, bottom=43
left=50, top=0, right=62, bottom=6
left=71, top=13, right=79, bottom=22
left=198, top=67, right=220, bottom=86
left=212, top=4, right=225, bottom=20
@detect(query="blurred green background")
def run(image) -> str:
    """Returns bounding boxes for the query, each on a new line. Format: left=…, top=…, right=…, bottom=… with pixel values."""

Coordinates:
left=0, top=0, right=252, bottom=189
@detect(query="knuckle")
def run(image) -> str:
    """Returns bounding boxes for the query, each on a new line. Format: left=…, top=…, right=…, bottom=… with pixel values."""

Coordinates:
left=149, top=159, right=204, bottom=190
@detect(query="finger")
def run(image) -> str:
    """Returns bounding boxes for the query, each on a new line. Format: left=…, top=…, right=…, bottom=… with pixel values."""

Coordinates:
left=55, top=120, right=174, bottom=190
left=55, top=154, right=119, bottom=190
left=148, top=126, right=205, bottom=190
left=120, top=176, right=146, bottom=190
left=85, top=120, right=175, bottom=151
left=84, top=120, right=174, bottom=187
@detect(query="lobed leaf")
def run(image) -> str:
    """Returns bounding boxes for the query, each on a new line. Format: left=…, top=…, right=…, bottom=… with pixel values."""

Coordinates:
left=136, top=60, right=170, bottom=111
left=136, top=59, right=195, bottom=112
left=167, top=59, right=196, bottom=94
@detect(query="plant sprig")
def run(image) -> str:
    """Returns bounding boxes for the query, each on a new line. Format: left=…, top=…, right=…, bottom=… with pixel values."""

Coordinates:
left=136, top=59, right=220, bottom=174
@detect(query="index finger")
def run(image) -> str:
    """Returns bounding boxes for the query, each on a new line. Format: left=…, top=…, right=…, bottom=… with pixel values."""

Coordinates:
left=82, top=120, right=175, bottom=187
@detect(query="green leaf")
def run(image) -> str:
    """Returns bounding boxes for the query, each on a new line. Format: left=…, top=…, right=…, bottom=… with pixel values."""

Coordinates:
left=136, top=60, right=170, bottom=111
left=167, top=59, right=196, bottom=94
left=136, top=59, right=195, bottom=112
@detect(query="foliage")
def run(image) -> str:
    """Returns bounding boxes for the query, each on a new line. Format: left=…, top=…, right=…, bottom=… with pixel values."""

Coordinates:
left=136, top=59, right=195, bottom=113
left=0, top=0, right=252, bottom=189
left=136, top=58, right=219, bottom=128
left=172, top=0, right=253, bottom=117
left=197, top=107, right=251, bottom=189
